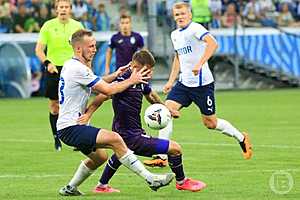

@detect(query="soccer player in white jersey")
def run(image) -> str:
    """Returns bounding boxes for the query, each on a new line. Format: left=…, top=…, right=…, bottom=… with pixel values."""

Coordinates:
left=57, top=29, right=174, bottom=196
left=144, top=2, right=252, bottom=167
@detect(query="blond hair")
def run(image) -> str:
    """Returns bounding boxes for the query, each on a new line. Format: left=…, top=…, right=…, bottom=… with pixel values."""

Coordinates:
left=70, top=29, right=93, bottom=47
left=172, top=2, right=191, bottom=12
left=55, top=0, right=72, bottom=8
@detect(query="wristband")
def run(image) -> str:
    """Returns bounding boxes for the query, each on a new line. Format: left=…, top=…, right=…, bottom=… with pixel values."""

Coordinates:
left=43, top=60, right=51, bottom=68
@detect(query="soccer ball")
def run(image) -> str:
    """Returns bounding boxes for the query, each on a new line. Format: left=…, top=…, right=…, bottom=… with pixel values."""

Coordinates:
left=144, top=104, right=171, bottom=130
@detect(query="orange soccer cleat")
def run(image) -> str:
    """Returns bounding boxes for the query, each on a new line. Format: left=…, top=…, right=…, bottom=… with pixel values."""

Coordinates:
left=240, top=133, right=253, bottom=160
left=143, top=158, right=168, bottom=167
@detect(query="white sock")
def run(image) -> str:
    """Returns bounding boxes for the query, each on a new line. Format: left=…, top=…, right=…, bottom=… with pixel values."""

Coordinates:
left=156, top=120, right=173, bottom=160
left=158, top=119, right=173, bottom=140
left=215, top=118, right=244, bottom=142
left=68, top=161, right=94, bottom=187
left=118, top=149, right=152, bottom=181
left=176, top=178, right=186, bottom=185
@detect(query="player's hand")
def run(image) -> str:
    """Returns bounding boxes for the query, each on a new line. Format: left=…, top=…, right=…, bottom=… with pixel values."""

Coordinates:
left=115, top=62, right=131, bottom=77
left=130, top=67, right=151, bottom=84
left=77, top=113, right=91, bottom=125
left=192, top=65, right=201, bottom=76
left=163, top=82, right=173, bottom=94
left=48, top=63, right=58, bottom=74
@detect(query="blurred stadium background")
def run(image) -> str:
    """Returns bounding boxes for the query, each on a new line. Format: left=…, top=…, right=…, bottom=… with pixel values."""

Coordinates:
left=0, top=0, right=299, bottom=199
left=1, top=0, right=300, bottom=97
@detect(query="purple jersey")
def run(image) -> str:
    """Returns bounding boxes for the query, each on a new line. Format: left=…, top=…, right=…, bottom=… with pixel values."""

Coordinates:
left=109, top=32, right=144, bottom=68
left=112, top=69, right=151, bottom=137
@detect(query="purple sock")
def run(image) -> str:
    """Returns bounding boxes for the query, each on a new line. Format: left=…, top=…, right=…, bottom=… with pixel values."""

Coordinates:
left=168, top=154, right=185, bottom=182
left=99, top=154, right=121, bottom=185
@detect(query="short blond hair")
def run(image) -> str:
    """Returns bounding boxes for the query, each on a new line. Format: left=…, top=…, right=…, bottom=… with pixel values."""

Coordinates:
left=172, top=2, right=191, bottom=12
left=55, top=0, right=71, bottom=8
left=71, top=29, right=93, bottom=47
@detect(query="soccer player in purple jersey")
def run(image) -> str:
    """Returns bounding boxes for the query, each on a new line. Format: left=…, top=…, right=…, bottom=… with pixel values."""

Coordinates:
left=104, top=13, right=144, bottom=75
left=57, top=30, right=174, bottom=196
left=77, top=49, right=207, bottom=193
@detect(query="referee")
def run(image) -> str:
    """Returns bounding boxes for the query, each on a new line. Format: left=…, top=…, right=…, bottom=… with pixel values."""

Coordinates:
left=35, top=0, right=83, bottom=151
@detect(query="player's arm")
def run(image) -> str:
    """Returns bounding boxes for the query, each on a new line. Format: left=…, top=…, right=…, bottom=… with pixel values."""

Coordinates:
left=92, top=67, right=150, bottom=96
left=144, top=90, right=163, bottom=104
left=77, top=93, right=110, bottom=125
left=104, top=47, right=112, bottom=75
left=163, top=53, right=180, bottom=94
left=35, top=41, right=58, bottom=73
left=192, top=34, right=218, bottom=75
left=101, top=63, right=131, bottom=83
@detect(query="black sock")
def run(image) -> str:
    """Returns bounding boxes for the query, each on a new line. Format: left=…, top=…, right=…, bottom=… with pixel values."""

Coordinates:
left=99, top=154, right=122, bottom=185
left=239, top=139, right=247, bottom=152
left=168, top=154, right=185, bottom=182
left=49, top=113, right=58, bottom=138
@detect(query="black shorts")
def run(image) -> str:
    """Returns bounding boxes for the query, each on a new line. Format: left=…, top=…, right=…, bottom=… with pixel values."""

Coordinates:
left=57, top=125, right=100, bottom=155
left=45, top=66, right=63, bottom=100
left=167, top=81, right=216, bottom=116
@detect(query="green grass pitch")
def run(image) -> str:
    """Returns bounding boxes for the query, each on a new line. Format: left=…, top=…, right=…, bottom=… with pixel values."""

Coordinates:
left=0, top=89, right=299, bottom=200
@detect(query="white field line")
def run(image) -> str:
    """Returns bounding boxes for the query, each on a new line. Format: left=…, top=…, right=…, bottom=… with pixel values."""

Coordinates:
left=0, top=168, right=299, bottom=179
left=1, top=139, right=300, bottom=149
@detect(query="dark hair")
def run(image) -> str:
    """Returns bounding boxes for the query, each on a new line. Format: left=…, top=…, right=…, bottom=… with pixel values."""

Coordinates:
left=132, top=49, right=155, bottom=67
left=71, top=29, right=93, bottom=46
left=120, top=13, right=131, bottom=21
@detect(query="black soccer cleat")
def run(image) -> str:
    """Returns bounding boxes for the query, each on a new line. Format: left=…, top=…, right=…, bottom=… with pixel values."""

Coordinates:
left=54, top=137, right=62, bottom=151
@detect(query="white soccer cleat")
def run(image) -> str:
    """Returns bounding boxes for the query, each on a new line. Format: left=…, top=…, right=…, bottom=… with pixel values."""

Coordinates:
left=59, top=185, right=84, bottom=196
left=147, top=173, right=175, bottom=191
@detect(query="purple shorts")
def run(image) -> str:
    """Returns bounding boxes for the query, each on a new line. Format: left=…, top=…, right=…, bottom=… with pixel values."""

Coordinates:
left=121, top=133, right=169, bottom=157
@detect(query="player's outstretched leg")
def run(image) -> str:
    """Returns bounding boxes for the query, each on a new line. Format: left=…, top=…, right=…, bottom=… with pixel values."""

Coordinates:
left=168, top=141, right=207, bottom=192
left=204, top=116, right=253, bottom=159
left=98, top=130, right=174, bottom=191
left=118, top=149, right=174, bottom=191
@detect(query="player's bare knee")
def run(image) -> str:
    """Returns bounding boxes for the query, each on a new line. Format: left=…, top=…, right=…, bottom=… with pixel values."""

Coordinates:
left=203, top=118, right=217, bottom=129
left=168, top=140, right=182, bottom=156
left=110, top=132, right=123, bottom=144
left=110, top=132, right=127, bottom=151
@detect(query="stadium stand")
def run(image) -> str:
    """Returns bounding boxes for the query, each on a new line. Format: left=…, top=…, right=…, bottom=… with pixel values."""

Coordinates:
left=0, top=0, right=299, bottom=97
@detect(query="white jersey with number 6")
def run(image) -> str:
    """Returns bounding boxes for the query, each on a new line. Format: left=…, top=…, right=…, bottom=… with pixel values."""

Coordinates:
left=57, top=58, right=100, bottom=131
left=171, top=22, right=214, bottom=87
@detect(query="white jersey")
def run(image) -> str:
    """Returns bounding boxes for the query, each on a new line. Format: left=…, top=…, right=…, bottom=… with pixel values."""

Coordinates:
left=171, top=22, right=214, bottom=87
left=57, top=58, right=101, bottom=131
